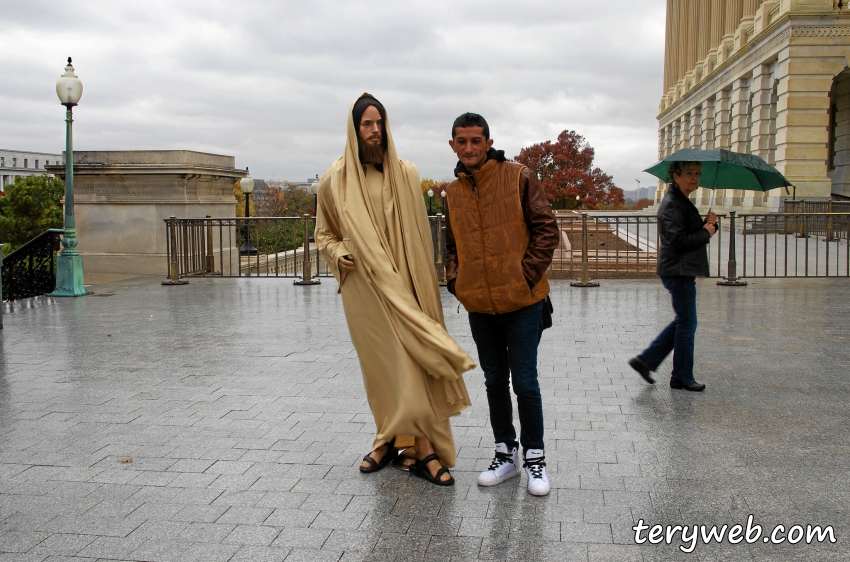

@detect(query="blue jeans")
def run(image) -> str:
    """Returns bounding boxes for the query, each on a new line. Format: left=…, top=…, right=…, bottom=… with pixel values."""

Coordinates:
left=469, top=300, right=545, bottom=452
left=638, top=276, right=697, bottom=383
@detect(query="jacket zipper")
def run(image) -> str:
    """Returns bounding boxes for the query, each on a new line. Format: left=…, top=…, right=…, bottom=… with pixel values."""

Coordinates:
left=469, top=173, right=497, bottom=313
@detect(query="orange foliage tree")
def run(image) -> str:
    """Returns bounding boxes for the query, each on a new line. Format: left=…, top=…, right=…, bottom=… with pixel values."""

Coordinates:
left=255, top=183, right=314, bottom=217
left=515, top=130, right=625, bottom=210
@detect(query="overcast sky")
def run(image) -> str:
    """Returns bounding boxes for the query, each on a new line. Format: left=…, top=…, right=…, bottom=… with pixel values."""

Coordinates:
left=1, top=0, right=666, bottom=192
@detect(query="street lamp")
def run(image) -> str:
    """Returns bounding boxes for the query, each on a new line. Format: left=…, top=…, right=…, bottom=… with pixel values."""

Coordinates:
left=309, top=175, right=320, bottom=243
left=576, top=194, right=581, bottom=209
left=427, top=188, right=434, bottom=215
left=50, top=57, right=88, bottom=297
left=440, top=189, right=446, bottom=214
left=635, top=178, right=641, bottom=200
left=239, top=171, right=259, bottom=256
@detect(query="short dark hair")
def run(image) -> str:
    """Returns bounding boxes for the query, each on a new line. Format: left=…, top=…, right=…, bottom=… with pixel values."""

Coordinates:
left=452, top=113, right=490, bottom=140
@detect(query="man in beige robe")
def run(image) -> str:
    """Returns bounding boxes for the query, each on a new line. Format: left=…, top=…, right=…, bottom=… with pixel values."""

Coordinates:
left=315, top=94, right=474, bottom=485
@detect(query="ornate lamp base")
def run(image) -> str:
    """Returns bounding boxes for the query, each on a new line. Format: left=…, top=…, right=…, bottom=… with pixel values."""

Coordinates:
left=50, top=254, right=90, bottom=297
left=717, top=279, right=748, bottom=286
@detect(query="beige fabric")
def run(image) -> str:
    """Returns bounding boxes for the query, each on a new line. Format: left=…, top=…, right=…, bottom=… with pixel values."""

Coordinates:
left=314, top=94, right=474, bottom=466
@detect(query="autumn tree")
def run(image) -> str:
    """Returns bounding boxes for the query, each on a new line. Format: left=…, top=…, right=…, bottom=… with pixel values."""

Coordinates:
left=233, top=181, right=256, bottom=217
left=421, top=178, right=449, bottom=215
left=0, top=174, right=64, bottom=254
left=631, top=198, right=654, bottom=211
left=255, top=183, right=314, bottom=217
left=514, top=130, right=625, bottom=210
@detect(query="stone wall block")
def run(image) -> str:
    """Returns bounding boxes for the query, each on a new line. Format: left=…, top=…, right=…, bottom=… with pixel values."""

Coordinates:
left=787, top=0, right=836, bottom=13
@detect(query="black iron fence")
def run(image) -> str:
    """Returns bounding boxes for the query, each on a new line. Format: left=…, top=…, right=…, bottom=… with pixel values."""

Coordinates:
left=550, top=212, right=726, bottom=279
left=162, top=215, right=331, bottom=280
left=0, top=229, right=63, bottom=303
left=738, top=213, right=850, bottom=277
left=162, top=212, right=850, bottom=284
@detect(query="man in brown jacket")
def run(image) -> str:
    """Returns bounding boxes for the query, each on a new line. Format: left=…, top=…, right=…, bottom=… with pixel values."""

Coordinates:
left=444, top=112, right=560, bottom=496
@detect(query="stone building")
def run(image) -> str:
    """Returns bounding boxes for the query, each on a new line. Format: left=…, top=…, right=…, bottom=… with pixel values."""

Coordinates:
left=0, top=149, right=62, bottom=193
left=658, top=0, right=850, bottom=211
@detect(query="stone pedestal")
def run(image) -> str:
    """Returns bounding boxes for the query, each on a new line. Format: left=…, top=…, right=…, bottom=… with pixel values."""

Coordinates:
left=46, top=151, right=244, bottom=279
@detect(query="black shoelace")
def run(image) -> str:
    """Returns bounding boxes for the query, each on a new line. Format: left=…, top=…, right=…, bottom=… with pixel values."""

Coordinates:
left=523, top=458, right=546, bottom=479
left=487, top=451, right=515, bottom=471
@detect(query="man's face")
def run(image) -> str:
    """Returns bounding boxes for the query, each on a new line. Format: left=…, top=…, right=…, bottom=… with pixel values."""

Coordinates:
left=449, top=126, right=494, bottom=172
left=359, top=105, right=383, bottom=146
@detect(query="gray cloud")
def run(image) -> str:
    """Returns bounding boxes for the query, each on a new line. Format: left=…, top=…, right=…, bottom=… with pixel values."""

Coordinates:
left=1, top=0, right=666, bottom=189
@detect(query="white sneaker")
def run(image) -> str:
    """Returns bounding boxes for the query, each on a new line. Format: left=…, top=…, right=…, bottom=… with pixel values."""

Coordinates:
left=477, top=443, right=521, bottom=486
left=523, top=449, right=550, bottom=496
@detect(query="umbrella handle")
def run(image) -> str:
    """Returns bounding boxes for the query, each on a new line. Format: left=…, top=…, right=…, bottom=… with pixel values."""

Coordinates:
left=708, top=189, right=716, bottom=213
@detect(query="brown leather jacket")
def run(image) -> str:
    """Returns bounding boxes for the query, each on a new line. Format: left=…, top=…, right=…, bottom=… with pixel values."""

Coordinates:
left=445, top=154, right=560, bottom=314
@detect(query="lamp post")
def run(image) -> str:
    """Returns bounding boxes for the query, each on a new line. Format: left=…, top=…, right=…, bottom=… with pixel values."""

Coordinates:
left=309, top=175, right=320, bottom=243
left=50, top=57, right=88, bottom=297
left=427, top=188, right=434, bottom=215
left=635, top=178, right=641, bottom=200
left=440, top=189, right=446, bottom=214
left=239, top=171, right=259, bottom=256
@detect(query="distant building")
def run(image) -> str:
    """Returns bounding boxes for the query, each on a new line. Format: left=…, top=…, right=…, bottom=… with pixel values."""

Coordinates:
left=267, top=176, right=320, bottom=191
left=0, top=149, right=63, bottom=194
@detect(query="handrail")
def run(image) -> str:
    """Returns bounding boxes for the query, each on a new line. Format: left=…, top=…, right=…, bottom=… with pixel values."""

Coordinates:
left=1, top=229, right=64, bottom=302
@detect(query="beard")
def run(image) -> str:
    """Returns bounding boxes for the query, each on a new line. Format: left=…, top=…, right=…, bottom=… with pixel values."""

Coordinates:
left=358, top=136, right=385, bottom=165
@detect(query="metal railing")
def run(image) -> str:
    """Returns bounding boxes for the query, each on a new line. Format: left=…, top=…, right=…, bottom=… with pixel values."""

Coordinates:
left=162, top=212, right=850, bottom=284
left=549, top=212, right=726, bottom=279
left=0, top=229, right=63, bottom=303
left=738, top=213, right=850, bottom=277
left=163, top=215, right=455, bottom=284
left=163, top=216, right=332, bottom=280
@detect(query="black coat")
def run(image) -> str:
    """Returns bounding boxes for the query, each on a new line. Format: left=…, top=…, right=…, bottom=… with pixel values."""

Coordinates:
left=656, top=185, right=711, bottom=277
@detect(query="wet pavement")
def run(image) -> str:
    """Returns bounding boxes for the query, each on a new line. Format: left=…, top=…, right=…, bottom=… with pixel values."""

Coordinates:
left=1, top=275, right=848, bottom=561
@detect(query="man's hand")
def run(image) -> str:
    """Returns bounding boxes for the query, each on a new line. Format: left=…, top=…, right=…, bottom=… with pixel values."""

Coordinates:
left=338, top=254, right=356, bottom=272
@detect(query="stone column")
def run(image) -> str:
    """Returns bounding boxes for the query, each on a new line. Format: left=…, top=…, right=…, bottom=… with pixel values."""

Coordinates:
left=750, top=63, right=775, bottom=208
left=664, top=123, right=671, bottom=157
left=702, top=97, right=716, bottom=149
left=700, top=98, right=716, bottom=207
left=664, top=0, right=675, bottom=92
left=774, top=48, right=840, bottom=199
left=714, top=88, right=732, bottom=206
left=689, top=106, right=702, bottom=148
left=729, top=77, right=751, bottom=206
left=722, top=0, right=745, bottom=61
left=673, top=118, right=682, bottom=151
left=710, top=0, right=725, bottom=47
left=656, top=126, right=667, bottom=202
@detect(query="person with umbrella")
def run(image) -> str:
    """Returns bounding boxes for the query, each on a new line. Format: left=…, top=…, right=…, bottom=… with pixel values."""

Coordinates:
left=628, top=161, right=718, bottom=391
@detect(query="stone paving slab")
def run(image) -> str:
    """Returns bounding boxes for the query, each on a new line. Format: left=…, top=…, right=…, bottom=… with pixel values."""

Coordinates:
left=1, top=276, right=848, bottom=561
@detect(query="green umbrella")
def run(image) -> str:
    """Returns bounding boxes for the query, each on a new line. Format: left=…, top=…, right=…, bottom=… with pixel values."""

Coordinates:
left=644, top=148, right=792, bottom=207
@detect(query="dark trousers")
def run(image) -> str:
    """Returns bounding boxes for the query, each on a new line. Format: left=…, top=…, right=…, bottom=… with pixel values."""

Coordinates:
left=638, top=276, right=697, bottom=383
left=469, top=300, right=545, bottom=452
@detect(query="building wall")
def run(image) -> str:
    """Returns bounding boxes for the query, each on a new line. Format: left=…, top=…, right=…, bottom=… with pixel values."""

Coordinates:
left=0, top=149, right=62, bottom=193
left=658, top=0, right=850, bottom=211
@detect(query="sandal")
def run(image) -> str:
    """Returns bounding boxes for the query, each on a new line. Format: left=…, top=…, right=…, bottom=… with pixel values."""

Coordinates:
left=359, top=438, right=397, bottom=473
left=409, top=453, right=454, bottom=486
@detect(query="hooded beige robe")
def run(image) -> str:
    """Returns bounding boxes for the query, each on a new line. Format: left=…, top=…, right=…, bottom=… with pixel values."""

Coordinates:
left=315, top=94, right=474, bottom=467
